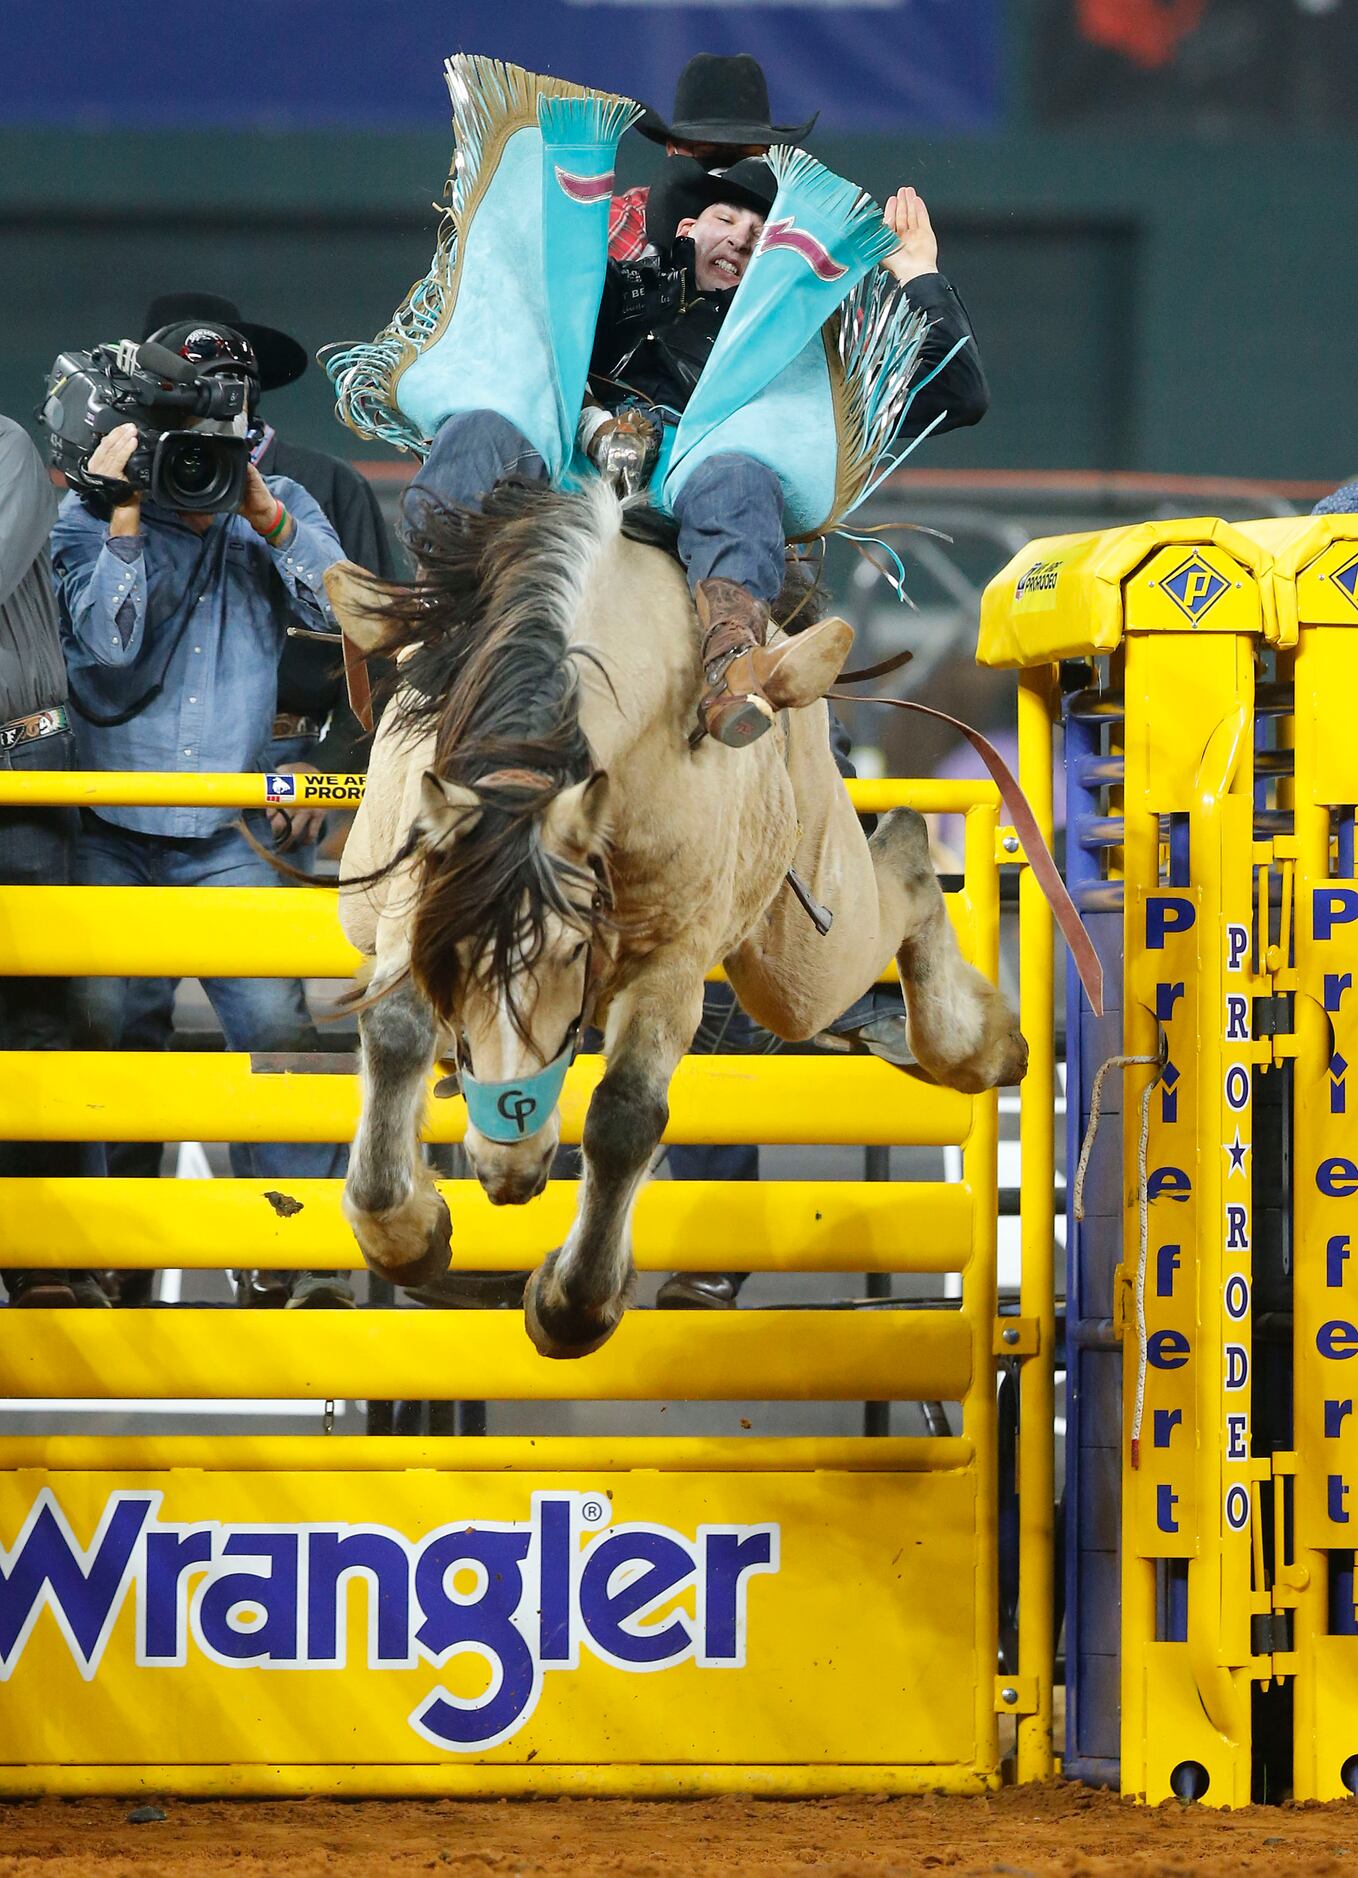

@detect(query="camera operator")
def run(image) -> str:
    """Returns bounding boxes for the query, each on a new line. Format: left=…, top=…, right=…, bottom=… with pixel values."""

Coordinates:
left=99, top=298, right=399, bottom=1307
left=50, top=320, right=355, bottom=1310
left=140, top=294, right=397, bottom=813
left=0, top=415, right=107, bottom=1308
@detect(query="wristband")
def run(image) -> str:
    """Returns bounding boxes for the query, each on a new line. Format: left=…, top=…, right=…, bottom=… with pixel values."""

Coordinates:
left=263, top=499, right=289, bottom=542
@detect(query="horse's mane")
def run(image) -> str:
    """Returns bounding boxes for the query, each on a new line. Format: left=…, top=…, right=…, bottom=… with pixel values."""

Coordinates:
left=367, top=478, right=616, bottom=1042
left=354, top=476, right=826, bottom=1045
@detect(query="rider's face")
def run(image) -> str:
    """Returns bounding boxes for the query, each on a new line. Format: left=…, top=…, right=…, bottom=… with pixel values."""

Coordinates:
left=677, top=202, right=765, bottom=292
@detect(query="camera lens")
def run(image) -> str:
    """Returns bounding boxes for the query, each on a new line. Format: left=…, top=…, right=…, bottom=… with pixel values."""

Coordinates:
left=153, top=434, right=247, bottom=511
left=169, top=440, right=215, bottom=498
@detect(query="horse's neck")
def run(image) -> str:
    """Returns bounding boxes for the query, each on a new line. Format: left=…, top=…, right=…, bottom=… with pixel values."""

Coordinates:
left=569, top=535, right=699, bottom=778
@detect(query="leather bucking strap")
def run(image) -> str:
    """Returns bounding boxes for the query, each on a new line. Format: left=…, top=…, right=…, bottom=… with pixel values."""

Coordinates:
left=834, top=646, right=914, bottom=685
left=342, top=634, right=374, bottom=735
left=827, top=688, right=1104, bottom=1017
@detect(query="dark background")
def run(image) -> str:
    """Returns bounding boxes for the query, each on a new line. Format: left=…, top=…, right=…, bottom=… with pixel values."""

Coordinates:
left=1, top=0, right=1353, bottom=482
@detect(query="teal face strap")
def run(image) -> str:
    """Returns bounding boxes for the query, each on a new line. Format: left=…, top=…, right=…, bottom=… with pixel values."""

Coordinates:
left=461, top=1035, right=576, bottom=1144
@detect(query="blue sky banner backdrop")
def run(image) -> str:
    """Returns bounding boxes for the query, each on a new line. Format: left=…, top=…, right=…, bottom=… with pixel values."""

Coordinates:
left=0, top=1, right=1001, bottom=135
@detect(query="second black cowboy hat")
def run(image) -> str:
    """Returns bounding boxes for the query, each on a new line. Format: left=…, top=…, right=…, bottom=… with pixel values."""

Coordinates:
left=637, top=53, right=817, bottom=148
left=140, top=292, right=309, bottom=393
left=644, top=155, right=778, bottom=254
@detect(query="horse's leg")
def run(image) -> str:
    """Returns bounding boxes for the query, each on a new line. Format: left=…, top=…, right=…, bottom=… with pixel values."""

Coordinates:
left=342, top=977, right=453, bottom=1287
left=727, top=706, right=1025, bottom=1093
left=870, top=807, right=1028, bottom=1094
left=523, top=957, right=704, bottom=1360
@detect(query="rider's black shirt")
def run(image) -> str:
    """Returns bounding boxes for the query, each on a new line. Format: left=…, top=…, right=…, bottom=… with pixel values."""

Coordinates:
left=588, top=238, right=991, bottom=441
left=588, top=238, right=730, bottom=417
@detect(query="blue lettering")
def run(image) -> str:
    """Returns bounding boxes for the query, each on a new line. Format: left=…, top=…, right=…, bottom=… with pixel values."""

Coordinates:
left=1147, top=897, right=1196, bottom=950
left=1148, top=1330, right=1191, bottom=1370
left=1224, top=1272, right=1250, bottom=1320
left=700, top=1530, right=778, bottom=1665
left=196, top=1532, right=300, bottom=1664
left=537, top=1493, right=573, bottom=1666
left=1329, top=1477, right=1351, bottom=1524
left=412, top=1528, right=537, bottom=1749
left=1319, top=1159, right=1358, bottom=1199
left=1318, top=1321, right=1358, bottom=1360
left=1225, top=1485, right=1251, bottom=1532
left=141, top=1526, right=212, bottom=1665
left=1156, top=1244, right=1182, bottom=1298
left=1327, top=1235, right=1352, bottom=1288
left=0, top=1490, right=782, bottom=1755
left=1225, top=1343, right=1249, bottom=1390
left=1334, top=1077, right=1348, bottom=1117
left=305, top=1529, right=411, bottom=1667
left=1226, top=1414, right=1248, bottom=1462
left=1155, top=983, right=1186, bottom=1021
left=1315, top=889, right=1358, bottom=942
left=1225, top=1064, right=1251, bottom=1112
left=1325, top=972, right=1353, bottom=1013
left=1225, top=1207, right=1249, bottom=1252
left=1153, top=1407, right=1183, bottom=1449
left=1148, top=1166, right=1192, bottom=1203
left=1161, top=1061, right=1180, bottom=1123
left=0, top=1490, right=151, bottom=1676
left=1325, top=1400, right=1353, bottom=1438
left=1225, top=995, right=1249, bottom=1041
left=579, top=1530, right=694, bottom=1668
left=1227, top=924, right=1250, bottom=971
left=1157, top=1486, right=1180, bottom=1534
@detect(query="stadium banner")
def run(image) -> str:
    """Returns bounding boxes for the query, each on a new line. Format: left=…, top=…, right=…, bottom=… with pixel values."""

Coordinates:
left=0, top=1, right=1000, bottom=136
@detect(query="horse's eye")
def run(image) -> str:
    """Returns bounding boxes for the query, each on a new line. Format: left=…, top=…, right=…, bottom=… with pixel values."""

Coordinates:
left=570, top=940, right=588, bottom=963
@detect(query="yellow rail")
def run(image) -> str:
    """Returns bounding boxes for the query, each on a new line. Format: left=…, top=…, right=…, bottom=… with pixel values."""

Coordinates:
left=0, top=1176, right=976, bottom=1272
left=0, top=1433, right=974, bottom=1472
left=0, top=1309, right=972, bottom=1403
left=0, top=771, right=1000, bottom=814
left=0, top=884, right=963, bottom=978
left=0, top=1050, right=974, bottom=1145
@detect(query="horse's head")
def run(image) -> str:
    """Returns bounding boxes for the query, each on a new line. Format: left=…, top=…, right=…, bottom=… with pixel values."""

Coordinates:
left=414, top=766, right=612, bottom=1205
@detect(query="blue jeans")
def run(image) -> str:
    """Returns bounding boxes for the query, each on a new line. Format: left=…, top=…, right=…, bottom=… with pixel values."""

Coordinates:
left=73, top=813, right=345, bottom=1183
left=410, top=409, right=787, bottom=603
left=107, top=731, right=327, bottom=1183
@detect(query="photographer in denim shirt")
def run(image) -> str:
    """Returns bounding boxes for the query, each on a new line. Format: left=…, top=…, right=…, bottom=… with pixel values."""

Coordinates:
left=51, top=321, right=354, bottom=1309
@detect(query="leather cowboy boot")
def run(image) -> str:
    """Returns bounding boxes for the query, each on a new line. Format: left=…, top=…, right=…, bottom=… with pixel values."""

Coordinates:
left=694, top=578, right=855, bottom=749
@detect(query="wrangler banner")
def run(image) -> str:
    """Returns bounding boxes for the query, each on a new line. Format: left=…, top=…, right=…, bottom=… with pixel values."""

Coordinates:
left=0, top=1464, right=988, bottom=1783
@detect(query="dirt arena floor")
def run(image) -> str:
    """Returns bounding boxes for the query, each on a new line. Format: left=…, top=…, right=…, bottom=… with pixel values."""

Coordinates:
left=4, top=1785, right=1358, bottom=1877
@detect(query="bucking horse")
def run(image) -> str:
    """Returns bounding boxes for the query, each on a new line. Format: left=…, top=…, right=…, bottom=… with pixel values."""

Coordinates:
left=328, top=479, right=1028, bottom=1360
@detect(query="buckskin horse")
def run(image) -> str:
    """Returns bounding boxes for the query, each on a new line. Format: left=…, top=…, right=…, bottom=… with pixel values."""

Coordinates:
left=330, top=477, right=1027, bottom=1359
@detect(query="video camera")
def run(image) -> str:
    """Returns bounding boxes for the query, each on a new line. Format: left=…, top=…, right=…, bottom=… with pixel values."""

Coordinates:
left=40, top=338, right=252, bottom=513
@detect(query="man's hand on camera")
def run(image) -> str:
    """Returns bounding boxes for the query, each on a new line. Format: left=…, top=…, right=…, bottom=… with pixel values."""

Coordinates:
left=266, top=762, right=327, bottom=849
left=85, top=424, right=142, bottom=537
left=239, top=464, right=293, bottom=544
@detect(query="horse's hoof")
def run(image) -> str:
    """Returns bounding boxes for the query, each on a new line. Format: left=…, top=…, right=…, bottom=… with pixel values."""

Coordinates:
left=356, top=1192, right=453, bottom=1290
left=523, top=1256, right=622, bottom=1360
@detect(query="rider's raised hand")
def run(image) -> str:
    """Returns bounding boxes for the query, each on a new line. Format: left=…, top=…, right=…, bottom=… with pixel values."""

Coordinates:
left=881, top=186, right=939, bottom=287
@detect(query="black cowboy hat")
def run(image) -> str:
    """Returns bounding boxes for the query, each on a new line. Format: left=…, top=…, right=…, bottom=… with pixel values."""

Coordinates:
left=645, top=155, right=778, bottom=254
left=140, top=292, right=309, bottom=392
left=637, top=53, right=817, bottom=149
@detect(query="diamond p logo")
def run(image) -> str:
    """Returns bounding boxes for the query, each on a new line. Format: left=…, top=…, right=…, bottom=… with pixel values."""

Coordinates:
left=1162, top=554, right=1228, bottom=623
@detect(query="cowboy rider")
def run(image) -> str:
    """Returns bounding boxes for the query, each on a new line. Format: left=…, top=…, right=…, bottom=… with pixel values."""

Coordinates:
left=404, top=153, right=988, bottom=748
